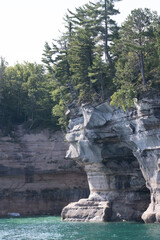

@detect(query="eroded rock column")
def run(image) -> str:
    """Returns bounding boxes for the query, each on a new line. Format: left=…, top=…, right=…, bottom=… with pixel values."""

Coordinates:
left=124, top=98, right=160, bottom=223
left=62, top=95, right=160, bottom=223
left=62, top=102, right=150, bottom=222
left=135, top=148, right=160, bottom=223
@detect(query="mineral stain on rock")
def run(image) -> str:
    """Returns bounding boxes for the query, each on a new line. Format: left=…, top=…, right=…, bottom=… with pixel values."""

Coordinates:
left=0, top=128, right=89, bottom=217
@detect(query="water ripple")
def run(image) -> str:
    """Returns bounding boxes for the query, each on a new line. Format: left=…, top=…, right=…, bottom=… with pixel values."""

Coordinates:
left=0, top=217, right=160, bottom=240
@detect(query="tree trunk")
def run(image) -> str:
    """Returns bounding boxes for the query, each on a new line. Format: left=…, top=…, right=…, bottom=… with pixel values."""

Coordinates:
left=138, top=51, right=146, bottom=86
left=104, top=0, right=112, bottom=65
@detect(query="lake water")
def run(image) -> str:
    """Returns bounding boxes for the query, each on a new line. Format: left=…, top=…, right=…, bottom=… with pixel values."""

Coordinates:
left=0, top=216, right=160, bottom=240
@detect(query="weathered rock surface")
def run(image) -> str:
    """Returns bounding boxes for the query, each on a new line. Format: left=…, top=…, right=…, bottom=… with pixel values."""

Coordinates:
left=0, top=126, right=89, bottom=216
left=62, top=198, right=112, bottom=222
left=62, top=94, right=160, bottom=223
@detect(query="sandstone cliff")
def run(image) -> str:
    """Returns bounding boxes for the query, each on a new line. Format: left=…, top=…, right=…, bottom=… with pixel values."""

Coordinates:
left=62, top=94, right=160, bottom=223
left=0, top=126, right=89, bottom=216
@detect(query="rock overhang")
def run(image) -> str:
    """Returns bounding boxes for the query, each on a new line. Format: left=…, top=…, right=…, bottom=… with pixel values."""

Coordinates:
left=62, top=94, right=160, bottom=223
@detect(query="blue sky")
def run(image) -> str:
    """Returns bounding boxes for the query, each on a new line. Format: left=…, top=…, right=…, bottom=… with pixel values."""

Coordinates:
left=0, top=0, right=159, bottom=66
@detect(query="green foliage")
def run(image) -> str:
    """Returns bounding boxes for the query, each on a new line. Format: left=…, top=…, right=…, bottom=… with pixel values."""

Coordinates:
left=41, top=4, right=160, bottom=122
left=1, top=3, right=160, bottom=131
left=0, top=62, right=59, bottom=130
left=111, top=8, right=160, bottom=110
left=155, top=25, right=160, bottom=69
left=0, top=57, right=8, bottom=103
left=110, top=83, right=136, bottom=111
left=52, top=101, right=67, bottom=129
left=42, top=0, right=121, bottom=126
left=68, top=28, right=95, bottom=102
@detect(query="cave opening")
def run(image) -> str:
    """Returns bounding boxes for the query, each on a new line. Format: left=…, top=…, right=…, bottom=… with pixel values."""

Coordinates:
left=101, top=141, right=150, bottom=221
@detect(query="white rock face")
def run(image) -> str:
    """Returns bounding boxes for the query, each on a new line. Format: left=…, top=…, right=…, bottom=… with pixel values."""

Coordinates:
left=62, top=94, right=160, bottom=223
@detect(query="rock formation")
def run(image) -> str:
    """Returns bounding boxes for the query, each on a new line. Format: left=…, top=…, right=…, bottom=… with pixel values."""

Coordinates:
left=0, top=126, right=89, bottom=216
left=61, top=94, right=160, bottom=223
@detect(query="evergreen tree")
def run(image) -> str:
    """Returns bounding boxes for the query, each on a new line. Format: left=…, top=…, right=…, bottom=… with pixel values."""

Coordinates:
left=42, top=0, right=121, bottom=112
left=68, top=27, right=96, bottom=102
left=42, top=39, right=72, bottom=128
left=95, top=0, right=121, bottom=64
left=68, top=0, right=121, bottom=65
left=0, top=62, right=57, bottom=129
left=111, top=8, right=160, bottom=110
left=0, top=57, right=7, bottom=103
left=117, top=8, right=159, bottom=85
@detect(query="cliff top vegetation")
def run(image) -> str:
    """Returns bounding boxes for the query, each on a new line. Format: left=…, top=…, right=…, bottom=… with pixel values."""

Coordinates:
left=0, top=0, right=160, bottom=130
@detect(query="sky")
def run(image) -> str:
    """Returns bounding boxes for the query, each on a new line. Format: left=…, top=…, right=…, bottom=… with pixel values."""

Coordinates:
left=0, top=0, right=160, bottom=66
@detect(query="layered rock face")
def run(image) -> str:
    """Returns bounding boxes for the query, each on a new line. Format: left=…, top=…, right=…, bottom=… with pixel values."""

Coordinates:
left=0, top=126, right=89, bottom=216
left=62, top=95, right=160, bottom=223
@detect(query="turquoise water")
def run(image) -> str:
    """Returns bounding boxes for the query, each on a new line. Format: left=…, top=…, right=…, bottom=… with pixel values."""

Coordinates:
left=0, top=216, right=160, bottom=240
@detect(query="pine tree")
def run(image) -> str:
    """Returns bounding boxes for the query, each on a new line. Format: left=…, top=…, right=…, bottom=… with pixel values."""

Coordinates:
left=118, top=8, right=159, bottom=85
left=111, top=8, right=160, bottom=110
left=68, top=0, right=121, bottom=65
left=0, top=57, right=7, bottom=103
